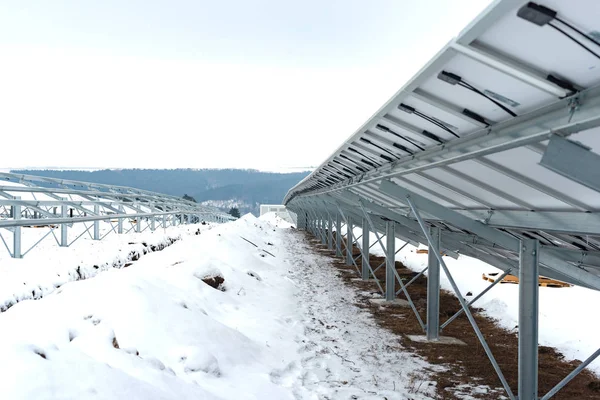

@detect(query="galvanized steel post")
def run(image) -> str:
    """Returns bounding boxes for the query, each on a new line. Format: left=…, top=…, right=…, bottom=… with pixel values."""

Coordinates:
left=327, top=215, right=333, bottom=250
left=320, top=213, right=326, bottom=244
left=427, top=226, right=441, bottom=340
left=518, top=238, right=539, bottom=400
left=362, top=218, right=370, bottom=280
left=93, top=204, right=100, bottom=240
left=150, top=203, right=156, bottom=231
left=346, top=217, right=353, bottom=266
left=13, top=197, right=21, bottom=258
left=118, top=205, right=124, bottom=234
left=60, top=202, right=68, bottom=247
left=385, top=220, right=395, bottom=301
left=335, top=213, right=342, bottom=257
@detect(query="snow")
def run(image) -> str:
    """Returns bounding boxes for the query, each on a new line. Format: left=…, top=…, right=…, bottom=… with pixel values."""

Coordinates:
left=348, top=226, right=600, bottom=376
left=0, top=222, right=205, bottom=311
left=258, top=211, right=294, bottom=229
left=0, top=213, right=437, bottom=399
left=2, top=209, right=598, bottom=400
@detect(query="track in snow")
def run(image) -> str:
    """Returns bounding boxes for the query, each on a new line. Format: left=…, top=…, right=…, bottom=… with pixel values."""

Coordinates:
left=276, top=229, right=437, bottom=400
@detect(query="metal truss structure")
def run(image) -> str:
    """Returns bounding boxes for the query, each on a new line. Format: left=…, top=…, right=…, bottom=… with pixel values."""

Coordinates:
left=284, top=1, right=600, bottom=398
left=0, top=172, right=235, bottom=258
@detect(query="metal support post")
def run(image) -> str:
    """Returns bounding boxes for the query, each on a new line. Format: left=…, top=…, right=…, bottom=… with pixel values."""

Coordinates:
left=13, top=198, right=21, bottom=258
left=118, top=205, right=124, bottom=234
left=385, top=220, right=395, bottom=301
left=295, top=211, right=306, bottom=229
left=327, top=215, right=333, bottom=250
left=518, top=238, right=539, bottom=400
left=306, top=208, right=318, bottom=238
left=93, top=204, right=100, bottom=240
left=362, top=218, right=370, bottom=280
left=136, top=216, right=142, bottom=233
left=163, top=214, right=167, bottom=229
left=335, top=213, right=342, bottom=257
left=427, top=226, right=441, bottom=340
left=150, top=204, right=156, bottom=231
left=60, top=202, right=68, bottom=247
left=406, top=196, right=515, bottom=400
left=320, top=214, right=326, bottom=244
left=346, top=217, right=353, bottom=266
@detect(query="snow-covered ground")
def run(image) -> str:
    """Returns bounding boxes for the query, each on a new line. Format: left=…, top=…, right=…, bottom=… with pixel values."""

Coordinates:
left=0, top=213, right=438, bottom=399
left=351, top=227, right=600, bottom=376
left=0, top=222, right=205, bottom=311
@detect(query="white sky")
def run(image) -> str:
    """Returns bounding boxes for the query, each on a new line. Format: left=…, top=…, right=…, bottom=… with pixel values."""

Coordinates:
left=0, top=0, right=492, bottom=171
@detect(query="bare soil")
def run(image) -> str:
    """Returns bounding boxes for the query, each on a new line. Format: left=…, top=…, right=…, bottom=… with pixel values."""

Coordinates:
left=304, top=232, right=600, bottom=400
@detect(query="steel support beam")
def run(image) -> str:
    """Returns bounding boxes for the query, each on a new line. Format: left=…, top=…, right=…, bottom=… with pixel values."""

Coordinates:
left=427, top=226, right=441, bottom=340
left=336, top=212, right=342, bottom=257
left=540, top=135, right=600, bottom=194
left=319, top=212, right=327, bottom=244
left=362, top=218, right=370, bottom=280
left=327, top=214, right=333, bottom=250
left=450, top=42, right=569, bottom=97
left=118, top=205, right=124, bottom=234
left=93, top=204, right=100, bottom=240
left=441, top=268, right=513, bottom=330
left=13, top=198, right=21, bottom=258
left=407, top=196, right=515, bottom=400
left=346, top=216, right=353, bottom=266
left=541, top=348, right=600, bottom=400
left=379, top=179, right=600, bottom=290
left=60, top=203, right=68, bottom=247
left=518, top=238, right=540, bottom=400
left=385, top=220, right=396, bottom=301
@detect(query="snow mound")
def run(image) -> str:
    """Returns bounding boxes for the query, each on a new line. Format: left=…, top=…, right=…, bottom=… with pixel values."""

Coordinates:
left=259, top=212, right=294, bottom=229
left=0, top=218, right=298, bottom=400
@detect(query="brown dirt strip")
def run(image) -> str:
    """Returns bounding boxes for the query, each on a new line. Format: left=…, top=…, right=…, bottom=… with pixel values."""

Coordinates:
left=304, top=232, right=600, bottom=400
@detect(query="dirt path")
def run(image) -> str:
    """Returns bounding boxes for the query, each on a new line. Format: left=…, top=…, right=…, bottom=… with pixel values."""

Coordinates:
left=298, top=231, right=600, bottom=400
left=277, top=229, right=437, bottom=400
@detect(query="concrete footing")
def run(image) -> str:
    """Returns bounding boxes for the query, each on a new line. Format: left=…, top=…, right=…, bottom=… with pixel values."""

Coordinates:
left=369, top=298, right=410, bottom=307
left=407, top=335, right=467, bottom=345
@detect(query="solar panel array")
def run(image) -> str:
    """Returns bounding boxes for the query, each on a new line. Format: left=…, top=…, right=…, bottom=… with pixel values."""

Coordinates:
left=284, top=0, right=600, bottom=291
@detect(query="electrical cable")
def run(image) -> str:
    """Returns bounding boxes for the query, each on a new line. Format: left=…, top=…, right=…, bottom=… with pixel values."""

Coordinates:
left=388, top=130, right=425, bottom=151
left=413, top=111, right=460, bottom=138
left=398, top=136, right=423, bottom=151
left=458, top=81, right=518, bottom=117
left=348, top=147, right=381, bottom=167
left=360, top=138, right=401, bottom=160
left=548, top=22, right=600, bottom=61
left=376, top=125, right=426, bottom=151
left=555, top=16, right=600, bottom=48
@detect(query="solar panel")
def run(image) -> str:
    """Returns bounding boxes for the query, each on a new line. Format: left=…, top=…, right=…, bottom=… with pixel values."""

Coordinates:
left=285, top=0, right=600, bottom=291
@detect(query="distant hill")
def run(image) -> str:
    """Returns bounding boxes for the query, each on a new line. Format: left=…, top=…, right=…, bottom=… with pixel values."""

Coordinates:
left=10, top=169, right=311, bottom=216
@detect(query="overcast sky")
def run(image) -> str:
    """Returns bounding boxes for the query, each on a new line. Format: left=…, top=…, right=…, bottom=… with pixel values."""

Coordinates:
left=0, top=0, right=491, bottom=171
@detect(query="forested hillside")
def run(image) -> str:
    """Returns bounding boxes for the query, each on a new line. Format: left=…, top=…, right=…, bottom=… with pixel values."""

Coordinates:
left=11, top=169, right=310, bottom=216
